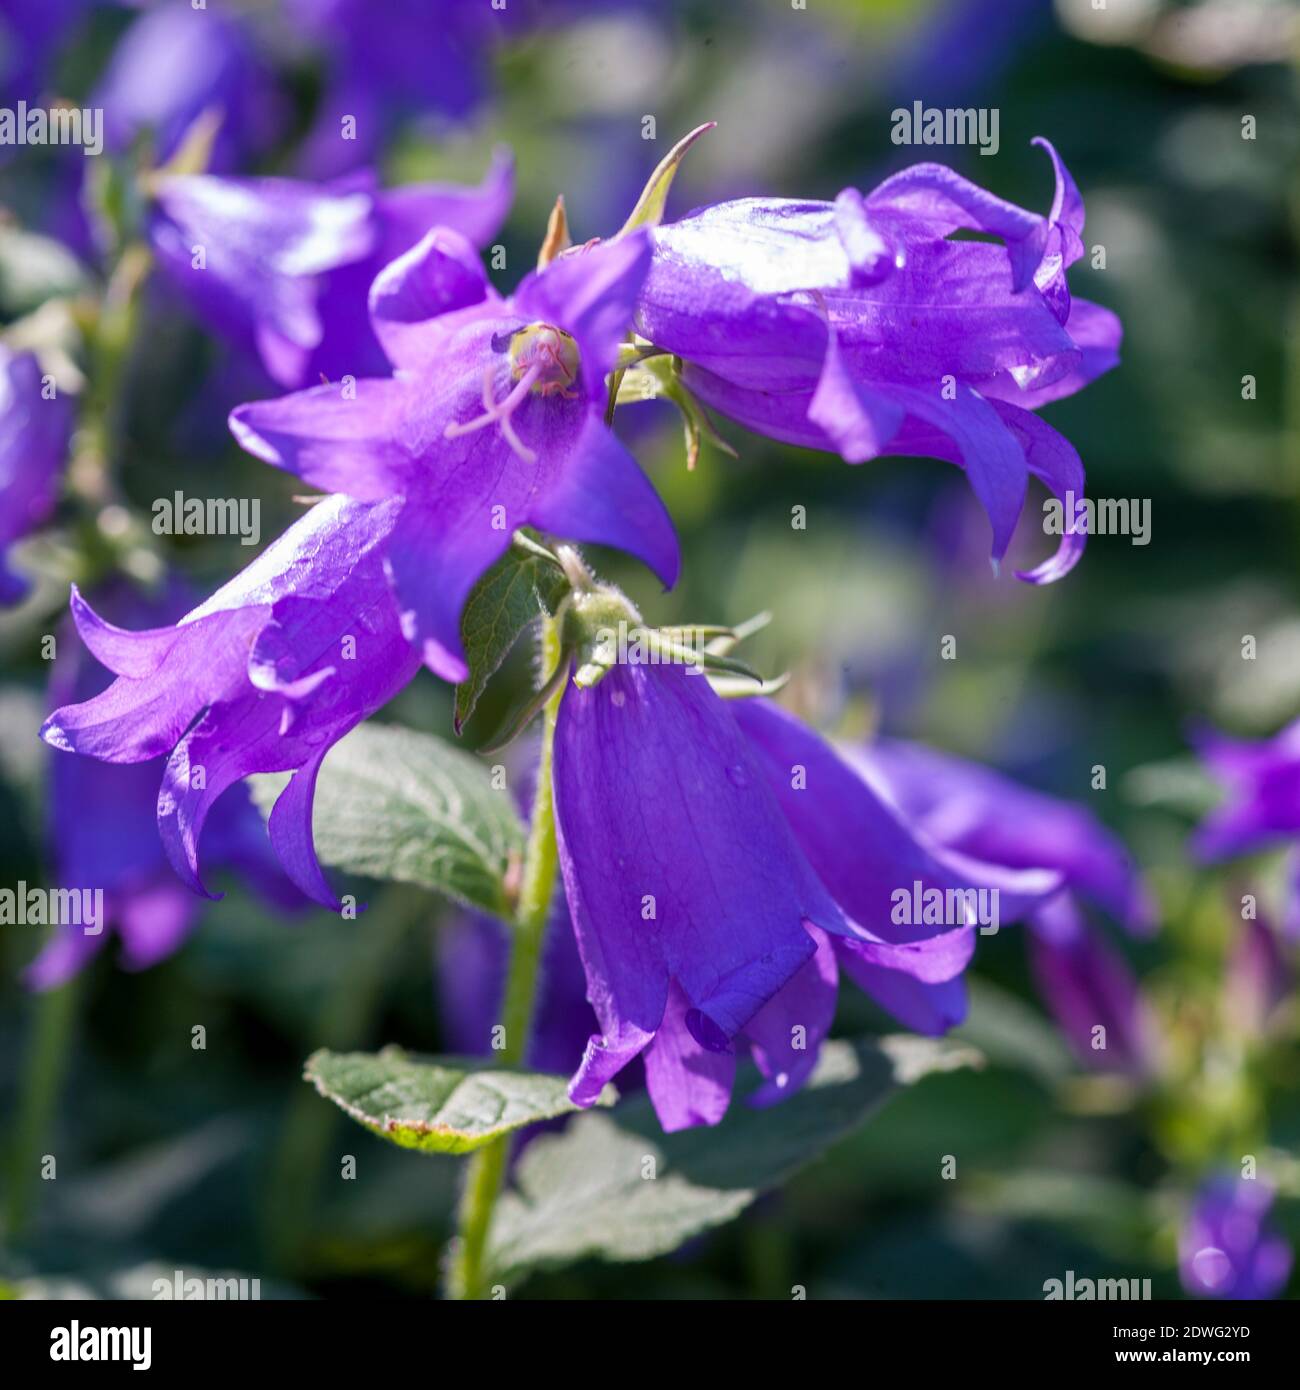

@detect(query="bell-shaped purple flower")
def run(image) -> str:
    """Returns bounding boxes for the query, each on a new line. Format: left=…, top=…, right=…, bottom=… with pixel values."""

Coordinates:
left=853, top=735, right=1157, bottom=1075
left=553, top=662, right=1060, bottom=1131
left=92, top=1, right=282, bottom=171
left=230, top=229, right=679, bottom=682
left=636, top=139, right=1120, bottom=582
left=26, top=582, right=300, bottom=990
left=1179, top=1177, right=1293, bottom=1300
left=854, top=737, right=1154, bottom=933
left=0, top=346, right=72, bottom=605
left=1190, top=719, right=1300, bottom=860
left=39, top=496, right=421, bottom=910
left=149, top=152, right=513, bottom=390
left=1025, top=894, right=1154, bottom=1075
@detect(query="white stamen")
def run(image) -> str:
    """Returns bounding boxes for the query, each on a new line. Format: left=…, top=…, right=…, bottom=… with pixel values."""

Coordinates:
left=443, top=364, right=541, bottom=464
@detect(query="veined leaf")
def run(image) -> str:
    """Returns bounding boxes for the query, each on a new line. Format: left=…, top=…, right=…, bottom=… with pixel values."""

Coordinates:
left=249, top=722, right=524, bottom=917
left=486, top=1035, right=980, bottom=1285
left=304, top=1047, right=613, bottom=1156
left=455, top=540, right=570, bottom=733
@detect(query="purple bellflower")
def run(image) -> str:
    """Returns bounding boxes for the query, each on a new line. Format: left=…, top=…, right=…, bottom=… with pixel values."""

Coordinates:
left=39, top=495, right=421, bottom=911
left=229, top=226, right=679, bottom=684
left=852, top=737, right=1157, bottom=1076
left=635, top=140, right=1120, bottom=582
left=92, top=1, right=282, bottom=170
left=1191, top=719, right=1300, bottom=940
left=149, top=151, right=513, bottom=389
left=27, top=582, right=300, bottom=990
left=552, top=654, right=1061, bottom=1132
left=1179, top=1176, right=1293, bottom=1300
left=0, top=346, right=72, bottom=605
left=1191, top=719, right=1300, bottom=860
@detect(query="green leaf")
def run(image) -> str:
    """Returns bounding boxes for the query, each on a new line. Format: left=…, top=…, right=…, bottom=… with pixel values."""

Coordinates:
left=304, top=1047, right=613, bottom=1156
left=485, top=1035, right=980, bottom=1285
left=248, top=722, right=525, bottom=917
left=454, top=541, right=570, bottom=733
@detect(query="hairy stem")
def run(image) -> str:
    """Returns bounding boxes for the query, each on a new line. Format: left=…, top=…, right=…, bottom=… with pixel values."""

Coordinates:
left=449, top=614, right=566, bottom=1299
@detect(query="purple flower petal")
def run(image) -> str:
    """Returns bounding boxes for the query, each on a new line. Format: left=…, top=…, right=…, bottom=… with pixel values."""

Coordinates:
left=554, top=665, right=839, bottom=1110
left=643, top=982, right=738, bottom=1132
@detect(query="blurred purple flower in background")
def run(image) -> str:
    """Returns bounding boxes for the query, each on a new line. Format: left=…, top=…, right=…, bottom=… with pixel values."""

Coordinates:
left=636, top=139, right=1119, bottom=582
left=289, top=0, right=636, bottom=176
left=437, top=899, right=596, bottom=1078
left=290, top=0, right=514, bottom=175
left=554, top=667, right=1059, bottom=1131
left=26, top=582, right=300, bottom=990
left=853, top=736, right=1157, bottom=1075
left=92, top=1, right=282, bottom=170
left=890, top=0, right=1053, bottom=109
left=1224, top=913, right=1291, bottom=1036
left=39, top=496, right=421, bottom=911
left=149, top=151, right=512, bottom=389
left=230, top=226, right=678, bottom=682
left=0, top=346, right=72, bottom=605
left=1179, top=1176, right=1293, bottom=1300
left=1191, top=720, right=1300, bottom=860
left=0, top=0, right=95, bottom=107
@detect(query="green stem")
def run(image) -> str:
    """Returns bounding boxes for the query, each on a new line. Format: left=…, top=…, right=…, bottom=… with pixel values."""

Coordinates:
left=5, top=975, right=80, bottom=1243
left=449, top=615, right=565, bottom=1300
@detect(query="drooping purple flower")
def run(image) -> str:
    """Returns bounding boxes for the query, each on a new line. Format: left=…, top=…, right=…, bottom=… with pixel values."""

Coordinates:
left=0, top=346, right=72, bottom=605
left=230, top=228, right=679, bottom=683
left=1179, top=1177, right=1293, bottom=1300
left=149, top=151, right=513, bottom=389
left=853, top=737, right=1155, bottom=934
left=635, top=139, right=1120, bottom=582
left=552, top=664, right=1060, bottom=1132
left=1024, top=893, right=1154, bottom=1075
left=92, top=1, right=282, bottom=170
left=26, top=581, right=300, bottom=990
left=1190, top=719, right=1300, bottom=861
left=853, top=736, right=1157, bottom=1075
left=39, top=496, right=421, bottom=910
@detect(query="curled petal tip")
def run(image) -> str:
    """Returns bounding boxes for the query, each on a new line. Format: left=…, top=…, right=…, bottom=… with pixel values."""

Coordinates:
left=39, top=715, right=72, bottom=752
